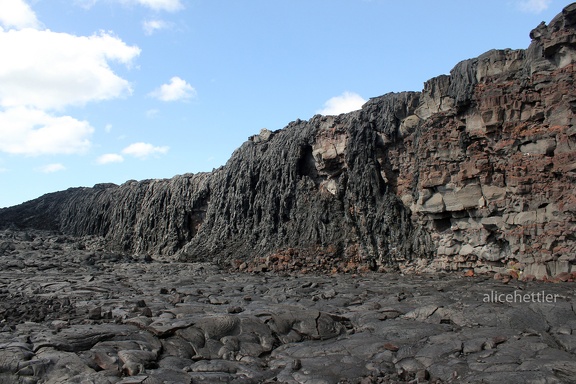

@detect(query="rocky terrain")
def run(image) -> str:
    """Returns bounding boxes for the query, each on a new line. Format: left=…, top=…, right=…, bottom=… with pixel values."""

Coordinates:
left=1, top=5, right=576, bottom=278
left=3, top=3, right=576, bottom=384
left=1, top=229, right=576, bottom=384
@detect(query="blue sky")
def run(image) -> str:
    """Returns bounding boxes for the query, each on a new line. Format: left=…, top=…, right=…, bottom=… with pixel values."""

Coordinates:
left=0, top=0, right=562, bottom=208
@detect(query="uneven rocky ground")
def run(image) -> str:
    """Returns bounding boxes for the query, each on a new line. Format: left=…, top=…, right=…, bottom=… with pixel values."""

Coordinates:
left=1, top=230, right=576, bottom=384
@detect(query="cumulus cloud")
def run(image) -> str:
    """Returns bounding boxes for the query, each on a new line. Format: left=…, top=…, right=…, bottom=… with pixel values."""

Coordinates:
left=0, top=0, right=40, bottom=29
left=0, top=28, right=140, bottom=110
left=37, top=163, right=66, bottom=173
left=517, top=0, right=552, bottom=13
left=149, top=76, right=196, bottom=102
left=96, top=153, right=124, bottom=164
left=97, top=142, right=168, bottom=163
left=142, top=19, right=170, bottom=35
left=317, top=91, right=367, bottom=115
left=0, top=12, right=140, bottom=157
left=0, top=107, right=93, bottom=155
left=122, top=142, right=169, bottom=159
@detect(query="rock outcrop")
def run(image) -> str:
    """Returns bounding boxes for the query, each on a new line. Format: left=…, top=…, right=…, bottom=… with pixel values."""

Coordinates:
left=2, top=3, right=576, bottom=278
left=395, top=4, right=576, bottom=277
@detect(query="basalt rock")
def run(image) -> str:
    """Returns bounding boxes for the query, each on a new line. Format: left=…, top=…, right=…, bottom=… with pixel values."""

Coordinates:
left=2, top=4, right=576, bottom=275
left=395, top=3, right=576, bottom=277
left=1, top=229, right=576, bottom=383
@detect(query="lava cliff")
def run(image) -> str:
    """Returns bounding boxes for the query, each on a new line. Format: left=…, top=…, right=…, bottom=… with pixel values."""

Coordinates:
left=2, top=4, right=576, bottom=278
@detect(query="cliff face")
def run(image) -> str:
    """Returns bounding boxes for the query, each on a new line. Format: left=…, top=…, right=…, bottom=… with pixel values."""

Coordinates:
left=180, top=93, right=431, bottom=268
left=394, top=4, right=576, bottom=277
left=2, top=4, right=576, bottom=277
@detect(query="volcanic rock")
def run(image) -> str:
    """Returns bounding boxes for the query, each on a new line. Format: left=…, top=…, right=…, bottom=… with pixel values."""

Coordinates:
left=1, top=7, right=576, bottom=279
left=0, top=229, right=574, bottom=383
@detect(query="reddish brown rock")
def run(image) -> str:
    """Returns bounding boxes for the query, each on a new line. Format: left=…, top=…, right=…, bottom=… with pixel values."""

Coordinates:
left=388, top=4, right=576, bottom=276
left=383, top=343, right=400, bottom=352
left=554, top=272, right=572, bottom=282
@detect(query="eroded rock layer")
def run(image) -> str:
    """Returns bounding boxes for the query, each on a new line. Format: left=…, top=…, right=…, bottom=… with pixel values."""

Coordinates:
left=2, top=4, right=576, bottom=277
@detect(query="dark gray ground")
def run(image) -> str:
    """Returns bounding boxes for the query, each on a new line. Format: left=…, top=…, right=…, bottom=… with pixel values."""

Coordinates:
left=1, top=230, right=576, bottom=384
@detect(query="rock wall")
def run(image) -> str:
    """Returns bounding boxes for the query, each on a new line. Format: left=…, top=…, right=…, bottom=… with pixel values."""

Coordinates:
left=0, top=99, right=431, bottom=268
left=389, top=4, right=576, bottom=278
left=0, top=174, right=211, bottom=256
left=1, top=3, right=576, bottom=277
left=179, top=97, right=432, bottom=269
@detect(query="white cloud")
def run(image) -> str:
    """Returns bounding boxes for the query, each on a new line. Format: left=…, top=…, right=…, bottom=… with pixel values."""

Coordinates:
left=0, top=28, right=141, bottom=110
left=0, top=0, right=41, bottom=29
left=0, top=26, right=140, bottom=157
left=122, top=142, right=169, bottom=159
left=37, top=163, right=66, bottom=173
left=128, top=0, right=183, bottom=12
left=0, top=107, right=93, bottom=155
left=149, top=76, right=196, bottom=102
left=517, top=0, right=552, bottom=13
left=96, top=153, right=124, bottom=164
left=317, top=91, right=367, bottom=115
left=104, top=123, right=113, bottom=133
left=143, top=19, right=169, bottom=35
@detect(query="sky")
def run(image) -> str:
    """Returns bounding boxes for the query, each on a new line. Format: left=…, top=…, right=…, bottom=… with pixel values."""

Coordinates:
left=0, top=0, right=564, bottom=208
